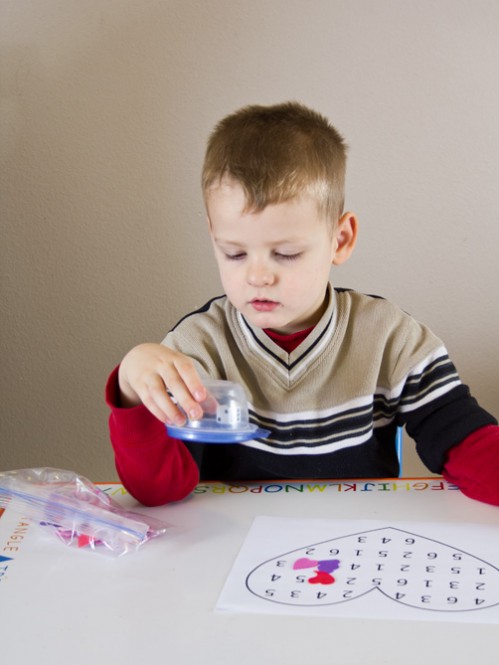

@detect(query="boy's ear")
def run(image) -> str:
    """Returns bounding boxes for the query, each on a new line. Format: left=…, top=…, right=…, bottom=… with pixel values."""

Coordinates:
left=332, top=212, right=358, bottom=265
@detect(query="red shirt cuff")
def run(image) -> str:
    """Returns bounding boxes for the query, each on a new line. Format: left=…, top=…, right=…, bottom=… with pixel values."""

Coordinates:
left=443, top=425, right=499, bottom=505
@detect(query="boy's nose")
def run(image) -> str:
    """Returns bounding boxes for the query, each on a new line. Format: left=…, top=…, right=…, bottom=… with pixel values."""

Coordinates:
left=247, top=263, right=275, bottom=287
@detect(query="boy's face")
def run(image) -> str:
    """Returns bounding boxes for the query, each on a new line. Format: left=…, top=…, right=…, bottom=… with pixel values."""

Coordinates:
left=206, top=180, right=354, bottom=334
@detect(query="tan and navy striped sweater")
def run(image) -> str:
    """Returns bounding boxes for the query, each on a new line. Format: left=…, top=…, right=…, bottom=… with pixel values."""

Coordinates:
left=161, top=284, right=494, bottom=480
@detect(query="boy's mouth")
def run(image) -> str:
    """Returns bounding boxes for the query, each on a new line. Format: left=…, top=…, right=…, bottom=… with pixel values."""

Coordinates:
left=250, top=298, right=279, bottom=312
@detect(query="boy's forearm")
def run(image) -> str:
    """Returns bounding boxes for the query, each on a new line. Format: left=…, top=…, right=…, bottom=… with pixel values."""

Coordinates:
left=113, top=435, right=199, bottom=506
left=106, top=366, right=199, bottom=505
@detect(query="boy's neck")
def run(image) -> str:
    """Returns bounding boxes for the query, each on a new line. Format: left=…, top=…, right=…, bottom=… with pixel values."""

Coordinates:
left=264, top=325, right=315, bottom=353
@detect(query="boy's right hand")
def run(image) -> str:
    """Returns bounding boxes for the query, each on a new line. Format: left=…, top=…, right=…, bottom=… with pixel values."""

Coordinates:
left=118, top=343, right=207, bottom=425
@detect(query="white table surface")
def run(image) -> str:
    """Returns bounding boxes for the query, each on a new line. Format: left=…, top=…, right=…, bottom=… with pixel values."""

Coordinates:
left=1, top=477, right=498, bottom=664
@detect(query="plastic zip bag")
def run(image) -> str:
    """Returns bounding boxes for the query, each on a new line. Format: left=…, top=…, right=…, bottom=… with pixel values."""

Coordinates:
left=0, top=467, right=170, bottom=556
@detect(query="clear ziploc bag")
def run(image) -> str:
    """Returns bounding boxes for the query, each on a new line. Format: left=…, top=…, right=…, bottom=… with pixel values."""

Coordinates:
left=0, top=467, right=170, bottom=556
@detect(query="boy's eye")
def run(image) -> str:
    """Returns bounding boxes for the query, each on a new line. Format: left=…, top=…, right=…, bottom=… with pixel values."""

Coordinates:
left=223, top=251, right=302, bottom=261
left=274, top=252, right=302, bottom=261
left=225, top=252, right=246, bottom=261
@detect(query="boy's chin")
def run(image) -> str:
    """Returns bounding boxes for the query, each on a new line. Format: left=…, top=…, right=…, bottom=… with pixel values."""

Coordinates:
left=243, top=311, right=286, bottom=331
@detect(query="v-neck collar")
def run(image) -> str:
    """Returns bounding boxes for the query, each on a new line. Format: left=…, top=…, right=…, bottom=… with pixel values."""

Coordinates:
left=233, top=284, right=338, bottom=386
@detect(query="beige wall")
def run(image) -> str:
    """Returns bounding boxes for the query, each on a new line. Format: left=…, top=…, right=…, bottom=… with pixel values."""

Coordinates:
left=1, top=0, right=498, bottom=480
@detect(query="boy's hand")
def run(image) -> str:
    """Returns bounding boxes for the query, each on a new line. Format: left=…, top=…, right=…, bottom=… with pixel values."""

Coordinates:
left=118, top=343, right=207, bottom=424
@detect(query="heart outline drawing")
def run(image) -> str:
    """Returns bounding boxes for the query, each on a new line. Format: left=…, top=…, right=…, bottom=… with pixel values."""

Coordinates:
left=245, top=526, right=499, bottom=612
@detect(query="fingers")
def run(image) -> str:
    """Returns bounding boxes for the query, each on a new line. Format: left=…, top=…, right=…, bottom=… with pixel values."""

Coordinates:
left=140, top=374, right=180, bottom=424
left=171, top=355, right=207, bottom=412
left=158, top=369, right=203, bottom=424
left=118, top=343, right=208, bottom=425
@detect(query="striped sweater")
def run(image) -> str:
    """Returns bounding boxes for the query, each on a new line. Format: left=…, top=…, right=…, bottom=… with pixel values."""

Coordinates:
left=161, top=285, right=494, bottom=480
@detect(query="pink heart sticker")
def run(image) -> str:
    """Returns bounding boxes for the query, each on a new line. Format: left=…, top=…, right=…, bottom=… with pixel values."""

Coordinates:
left=293, top=557, right=318, bottom=570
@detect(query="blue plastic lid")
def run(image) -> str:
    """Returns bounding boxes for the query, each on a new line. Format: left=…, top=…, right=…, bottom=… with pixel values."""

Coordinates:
left=165, top=379, right=270, bottom=444
left=166, top=423, right=270, bottom=444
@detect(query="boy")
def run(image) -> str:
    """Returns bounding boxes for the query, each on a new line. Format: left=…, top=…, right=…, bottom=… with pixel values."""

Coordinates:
left=106, top=102, right=499, bottom=507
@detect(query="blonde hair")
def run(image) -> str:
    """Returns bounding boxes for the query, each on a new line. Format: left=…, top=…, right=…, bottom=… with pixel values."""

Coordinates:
left=202, top=101, right=347, bottom=224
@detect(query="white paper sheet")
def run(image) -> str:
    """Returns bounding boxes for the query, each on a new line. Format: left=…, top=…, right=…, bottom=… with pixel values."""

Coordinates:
left=217, top=516, right=499, bottom=623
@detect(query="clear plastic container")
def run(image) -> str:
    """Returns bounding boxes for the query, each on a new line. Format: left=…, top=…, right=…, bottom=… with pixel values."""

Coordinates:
left=167, top=380, right=270, bottom=443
